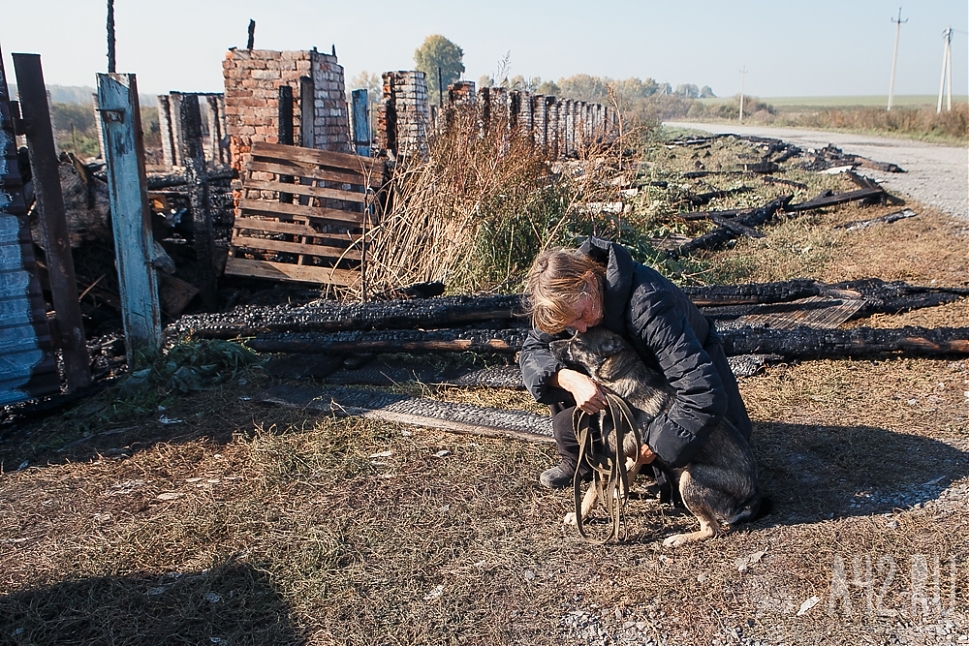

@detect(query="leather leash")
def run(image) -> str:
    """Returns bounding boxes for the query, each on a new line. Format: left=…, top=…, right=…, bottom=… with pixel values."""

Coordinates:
left=571, top=392, right=641, bottom=544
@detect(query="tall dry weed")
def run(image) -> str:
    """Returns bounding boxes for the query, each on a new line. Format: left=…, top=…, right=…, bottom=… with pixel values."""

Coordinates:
left=364, top=111, right=589, bottom=295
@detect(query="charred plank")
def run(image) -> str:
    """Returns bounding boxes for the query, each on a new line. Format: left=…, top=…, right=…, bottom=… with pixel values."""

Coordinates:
left=719, top=326, right=969, bottom=359
left=246, top=328, right=528, bottom=355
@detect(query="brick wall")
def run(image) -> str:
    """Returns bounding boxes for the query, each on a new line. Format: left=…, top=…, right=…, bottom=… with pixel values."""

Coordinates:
left=373, top=72, right=616, bottom=160
left=376, top=71, right=430, bottom=159
left=222, top=48, right=351, bottom=173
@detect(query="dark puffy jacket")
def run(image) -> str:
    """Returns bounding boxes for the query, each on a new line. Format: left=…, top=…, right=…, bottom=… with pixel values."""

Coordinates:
left=519, top=237, right=728, bottom=468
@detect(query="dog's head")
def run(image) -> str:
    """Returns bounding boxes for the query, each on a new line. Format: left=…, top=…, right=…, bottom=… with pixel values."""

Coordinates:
left=549, top=327, right=634, bottom=382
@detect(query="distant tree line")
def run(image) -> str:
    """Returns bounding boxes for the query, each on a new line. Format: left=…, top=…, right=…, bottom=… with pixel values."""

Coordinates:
left=477, top=73, right=715, bottom=102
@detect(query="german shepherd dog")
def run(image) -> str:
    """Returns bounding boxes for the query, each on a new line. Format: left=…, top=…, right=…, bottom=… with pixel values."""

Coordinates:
left=549, top=327, right=762, bottom=546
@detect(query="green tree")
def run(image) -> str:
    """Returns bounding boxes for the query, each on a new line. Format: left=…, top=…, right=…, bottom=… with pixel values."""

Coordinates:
left=414, top=34, right=465, bottom=105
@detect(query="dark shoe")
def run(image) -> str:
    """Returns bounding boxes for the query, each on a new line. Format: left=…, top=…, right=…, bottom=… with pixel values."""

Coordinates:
left=540, top=465, right=575, bottom=489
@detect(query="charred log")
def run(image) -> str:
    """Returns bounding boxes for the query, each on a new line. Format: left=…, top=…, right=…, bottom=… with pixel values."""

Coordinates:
left=684, top=278, right=822, bottom=306
left=246, top=328, right=528, bottom=355
left=171, top=293, right=524, bottom=339
left=171, top=278, right=968, bottom=340
left=686, top=186, right=753, bottom=207
left=244, top=324, right=969, bottom=361
left=719, top=326, right=969, bottom=359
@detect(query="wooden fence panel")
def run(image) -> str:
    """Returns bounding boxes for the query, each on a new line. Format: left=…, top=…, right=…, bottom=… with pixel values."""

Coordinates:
left=226, top=142, right=384, bottom=288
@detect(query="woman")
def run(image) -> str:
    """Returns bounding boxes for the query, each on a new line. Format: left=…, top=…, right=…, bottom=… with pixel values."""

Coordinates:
left=519, top=236, right=752, bottom=489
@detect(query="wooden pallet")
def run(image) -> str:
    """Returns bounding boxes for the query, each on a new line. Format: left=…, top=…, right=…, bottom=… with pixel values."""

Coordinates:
left=226, top=142, right=384, bottom=287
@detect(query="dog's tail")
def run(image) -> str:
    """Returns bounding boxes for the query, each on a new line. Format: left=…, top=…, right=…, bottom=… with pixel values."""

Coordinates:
left=728, top=492, right=771, bottom=525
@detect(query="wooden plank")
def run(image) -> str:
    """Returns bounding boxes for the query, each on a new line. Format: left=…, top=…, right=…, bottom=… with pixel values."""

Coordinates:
left=243, top=178, right=368, bottom=204
left=231, top=234, right=362, bottom=260
left=238, top=197, right=365, bottom=225
left=251, top=141, right=384, bottom=176
left=351, top=89, right=371, bottom=157
left=224, top=256, right=360, bottom=287
left=0, top=49, right=61, bottom=406
left=13, top=53, right=91, bottom=390
left=249, top=159, right=370, bottom=187
left=97, top=72, right=162, bottom=362
left=233, top=216, right=339, bottom=238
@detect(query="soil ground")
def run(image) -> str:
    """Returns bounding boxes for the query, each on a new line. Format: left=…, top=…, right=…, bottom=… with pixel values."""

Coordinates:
left=1, top=135, right=967, bottom=645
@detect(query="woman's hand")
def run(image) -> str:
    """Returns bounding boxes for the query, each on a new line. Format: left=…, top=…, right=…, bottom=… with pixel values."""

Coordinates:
left=637, top=443, right=656, bottom=465
left=553, top=368, right=608, bottom=414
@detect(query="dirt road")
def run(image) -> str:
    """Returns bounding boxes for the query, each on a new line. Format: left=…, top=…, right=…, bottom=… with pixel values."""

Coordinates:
left=664, top=121, right=969, bottom=221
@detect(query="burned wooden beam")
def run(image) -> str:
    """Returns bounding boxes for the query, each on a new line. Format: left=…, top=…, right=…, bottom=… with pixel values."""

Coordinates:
left=244, top=324, right=969, bottom=361
left=719, top=326, right=969, bottom=359
left=246, top=328, right=528, bottom=355
left=171, top=278, right=967, bottom=340
left=178, top=94, right=218, bottom=309
left=670, top=195, right=792, bottom=258
left=146, top=167, right=234, bottom=190
left=844, top=170, right=904, bottom=206
left=761, top=175, right=808, bottom=190
left=786, top=187, right=885, bottom=212
left=686, top=186, right=752, bottom=207
left=261, top=384, right=555, bottom=444
left=683, top=278, right=822, bottom=306
left=13, top=53, right=91, bottom=390
left=172, top=293, right=522, bottom=338
left=710, top=213, right=764, bottom=238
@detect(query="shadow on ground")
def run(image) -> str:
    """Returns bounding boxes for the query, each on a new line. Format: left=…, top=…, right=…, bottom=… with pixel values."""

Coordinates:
left=0, top=561, right=305, bottom=645
left=752, top=422, right=968, bottom=523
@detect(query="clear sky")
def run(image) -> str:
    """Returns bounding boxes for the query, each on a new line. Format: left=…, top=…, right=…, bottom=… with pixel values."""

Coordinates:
left=3, top=0, right=967, bottom=99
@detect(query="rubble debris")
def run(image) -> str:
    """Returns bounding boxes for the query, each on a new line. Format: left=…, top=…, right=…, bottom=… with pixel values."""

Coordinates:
left=670, top=195, right=792, bottom=257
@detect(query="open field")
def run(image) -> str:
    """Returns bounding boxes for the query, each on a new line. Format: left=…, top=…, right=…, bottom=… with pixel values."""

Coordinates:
left=1, top=134, right=967, bottom=645
left=699, top=95, right=969, bottom=108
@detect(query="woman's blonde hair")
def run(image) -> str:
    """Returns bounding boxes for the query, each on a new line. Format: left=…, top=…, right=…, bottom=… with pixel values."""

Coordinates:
left=523, top=248, right=605, bottom=334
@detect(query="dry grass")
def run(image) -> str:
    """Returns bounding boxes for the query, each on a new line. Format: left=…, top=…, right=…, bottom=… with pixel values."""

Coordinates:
left=2, top=136, right=969, bottom=645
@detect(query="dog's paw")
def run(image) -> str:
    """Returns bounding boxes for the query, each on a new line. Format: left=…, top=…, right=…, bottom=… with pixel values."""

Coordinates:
left=563, top=512, right=577, bottom=526
left=662, top=533, right=691, bottom=548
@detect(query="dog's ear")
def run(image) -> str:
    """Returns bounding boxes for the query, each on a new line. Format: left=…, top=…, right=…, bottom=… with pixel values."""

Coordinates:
left=597, top=329, right=628, bottom=357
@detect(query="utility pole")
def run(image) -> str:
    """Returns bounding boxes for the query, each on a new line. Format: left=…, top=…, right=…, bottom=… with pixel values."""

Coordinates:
left=106, top=0, right=116, bottom=73
left=937, top=27, right=953, bottom=113
left=887, top=7, right=907, bottom=111
left=739, top=66, right=747, bottom=122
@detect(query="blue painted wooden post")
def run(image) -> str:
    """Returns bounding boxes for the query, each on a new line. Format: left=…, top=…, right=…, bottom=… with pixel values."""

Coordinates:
left=96, top=73, right=161, bottom=364
left=351, top=89, right=370, bottom=157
